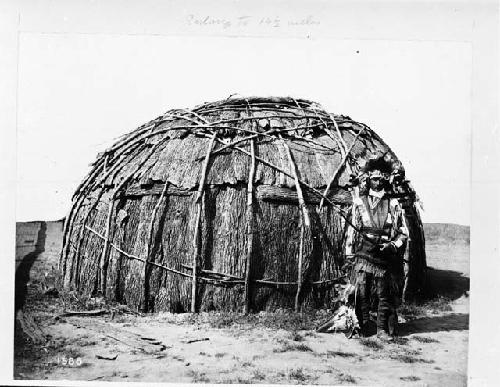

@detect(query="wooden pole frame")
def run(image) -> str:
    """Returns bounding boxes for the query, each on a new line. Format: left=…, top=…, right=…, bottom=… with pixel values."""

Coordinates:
left=98, top=136, right=170, bottom=295
left=71, top=143, right=150, bottom=289
left=142, top=180, right=169, bottom=312
left=319, top=127, right=366, bottom=209
left=244, top=137, right=256, bottom=314
left=278, top=134, right=310, bottom=312
left=191, top=132, right=217, bottom=313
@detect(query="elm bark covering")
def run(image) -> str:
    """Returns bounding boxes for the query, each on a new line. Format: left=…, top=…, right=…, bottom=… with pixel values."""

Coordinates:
left=61, top=97, right=426, bottom=312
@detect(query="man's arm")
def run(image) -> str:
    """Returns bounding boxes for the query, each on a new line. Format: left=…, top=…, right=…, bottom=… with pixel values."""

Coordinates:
left=389, top=199, right=409, bottom=250
left=345, top=199, right=362, bottom=257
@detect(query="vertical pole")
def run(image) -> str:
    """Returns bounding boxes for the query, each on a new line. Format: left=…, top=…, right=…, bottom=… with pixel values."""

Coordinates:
left=190, top=194, right=204, bottom=313
left=99, top=200, right=115, bottom=295
left=191, top=133, right=217, bottom=313
left=295, top=217, right=305, bottom=312
left=278, top=134, right=310, bottom=312
left=142, top=181, right=169, bottom=312
left=244, top=138, right=256, bottom=314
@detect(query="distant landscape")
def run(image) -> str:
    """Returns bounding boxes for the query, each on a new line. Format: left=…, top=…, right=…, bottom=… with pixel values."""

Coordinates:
left=423, top=223, right=470, bottom=245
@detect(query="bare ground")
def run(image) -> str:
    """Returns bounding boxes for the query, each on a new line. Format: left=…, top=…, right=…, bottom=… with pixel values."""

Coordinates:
left=14, top=221, right=469, bottom=385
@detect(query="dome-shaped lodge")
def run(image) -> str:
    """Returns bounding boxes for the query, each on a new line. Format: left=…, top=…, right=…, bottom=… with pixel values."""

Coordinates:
left=60, top=97, right=426, bottom=313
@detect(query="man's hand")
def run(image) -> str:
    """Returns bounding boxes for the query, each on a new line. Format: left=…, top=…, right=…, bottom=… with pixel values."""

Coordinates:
left=378, top=242, right=397, bottom=254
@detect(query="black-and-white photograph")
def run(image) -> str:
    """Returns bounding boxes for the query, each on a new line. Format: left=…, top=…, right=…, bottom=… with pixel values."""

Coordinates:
left=2, top=1, right=498, bottom=386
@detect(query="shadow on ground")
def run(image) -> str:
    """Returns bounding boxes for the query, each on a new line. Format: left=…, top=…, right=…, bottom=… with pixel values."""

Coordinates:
left=15, top=222, right=47, bottom=314
left=424, top=266, right=469, bottom=301
left=399, top=313, right=469, bottom=336
left=397, top=266, right=470, bottom=336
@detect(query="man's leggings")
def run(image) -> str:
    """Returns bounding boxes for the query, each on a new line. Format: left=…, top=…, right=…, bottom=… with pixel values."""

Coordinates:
left=355, top=271, right=392, bottom=332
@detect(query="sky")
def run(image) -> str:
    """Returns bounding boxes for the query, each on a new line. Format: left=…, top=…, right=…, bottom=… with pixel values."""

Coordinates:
left=16, top=34, right=471, bottom=225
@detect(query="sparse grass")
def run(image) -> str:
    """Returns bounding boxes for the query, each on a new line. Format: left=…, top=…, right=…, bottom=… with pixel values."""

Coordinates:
left=392, top=337, right=409, bottom=345
left=358, top=338, right=384, bottom=351
left=425, top=296, right=453, bottom=313
left=337, top=372, right=357, bottom=384
left=273, top=341, right=313, bottom=353
left=58, top=290, right=107, bottom=312
left=182, top=309, right=330, bottom=331
left=187, top=370, right=210, bottom=383
left=209, top=314, right=239, bottom=329
left=401, top=348, right=422, bottom=356
left=172, top=354, right=185, bottom=362
left=400, top=376, right=421, bottom=381
left=326, top=350, right=357, bottom=358
left=288, top=367, right=309, bottom=382
left=390, top=354, right=435, bottom=364
left=294, top=343, right=313, bottom=352
left=399, top=296, right=454, bottom=321
left=64, top=346, right=84, bottom=360
left=412, top=336, right=439, bottom=344
left=399, top=303, right=426, bottom=320
left=252, top=369, right=266, bottom=381
left=288, top=331, right=305, bottom=342
left=76, top=338, right=98, bottom=346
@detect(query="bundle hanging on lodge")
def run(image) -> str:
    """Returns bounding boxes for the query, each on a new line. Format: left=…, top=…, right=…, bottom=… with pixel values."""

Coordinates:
left=59, top=96, right=426, bottom=313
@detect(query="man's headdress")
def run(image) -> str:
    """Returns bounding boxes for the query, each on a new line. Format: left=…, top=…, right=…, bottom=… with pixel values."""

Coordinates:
left=362, top=156, right=394, bottom=177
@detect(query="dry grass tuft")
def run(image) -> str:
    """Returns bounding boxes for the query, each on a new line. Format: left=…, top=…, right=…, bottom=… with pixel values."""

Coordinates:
left=273, top=341, right=313, bottom=353
left=288, top=367, right=311, bottom=382
left=399, top=296, right=453, bottom=320
left=400, top=376, right=421, bottom=381
left=187, top=370, right=209, bottom=383
left=392, top=337, right=409, bottom=345
left=288, top=331, right=305, bottom=342
left=412, top=336, right=439, bottom=344
left=390, top=354, right=434, bottom=364
left=327, top=350, right=357, bottom=358
left=172, top=354, right=185, bottom=362
left=337, top=372, right=357, bottom=384
left=358, top=338, right=384, bottom=351
left=252, top=369, right=266, bottom=381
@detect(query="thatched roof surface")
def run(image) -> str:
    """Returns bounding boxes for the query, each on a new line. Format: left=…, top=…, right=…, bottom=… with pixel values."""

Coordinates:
left=78, top=96, right=395, bottom=198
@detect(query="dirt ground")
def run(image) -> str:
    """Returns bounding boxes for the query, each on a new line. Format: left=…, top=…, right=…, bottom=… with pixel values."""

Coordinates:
left=14, top=221, right=469, bottom=385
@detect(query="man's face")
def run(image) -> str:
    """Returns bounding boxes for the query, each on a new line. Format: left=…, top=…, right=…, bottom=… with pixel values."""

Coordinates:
left=369, top=170, right=384, bottom=191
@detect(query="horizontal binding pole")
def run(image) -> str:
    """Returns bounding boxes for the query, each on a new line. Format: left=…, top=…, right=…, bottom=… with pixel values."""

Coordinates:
left=124, top=184, right=194, bottom=198
left=256, top=185, right=351, bottom=205
left=85, top=225, right=192, bottom=279
left=83, top=225, right=345, bottom=289
left=122, top=182, right=353, bottom=205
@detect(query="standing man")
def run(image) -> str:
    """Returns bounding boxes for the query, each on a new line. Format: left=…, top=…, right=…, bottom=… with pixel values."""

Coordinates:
left=345, top=157, right=408, bottom=340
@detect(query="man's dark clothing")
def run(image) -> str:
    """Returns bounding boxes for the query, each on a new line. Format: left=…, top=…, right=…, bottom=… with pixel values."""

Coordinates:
left=345, top=190, right=408, bottom=334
